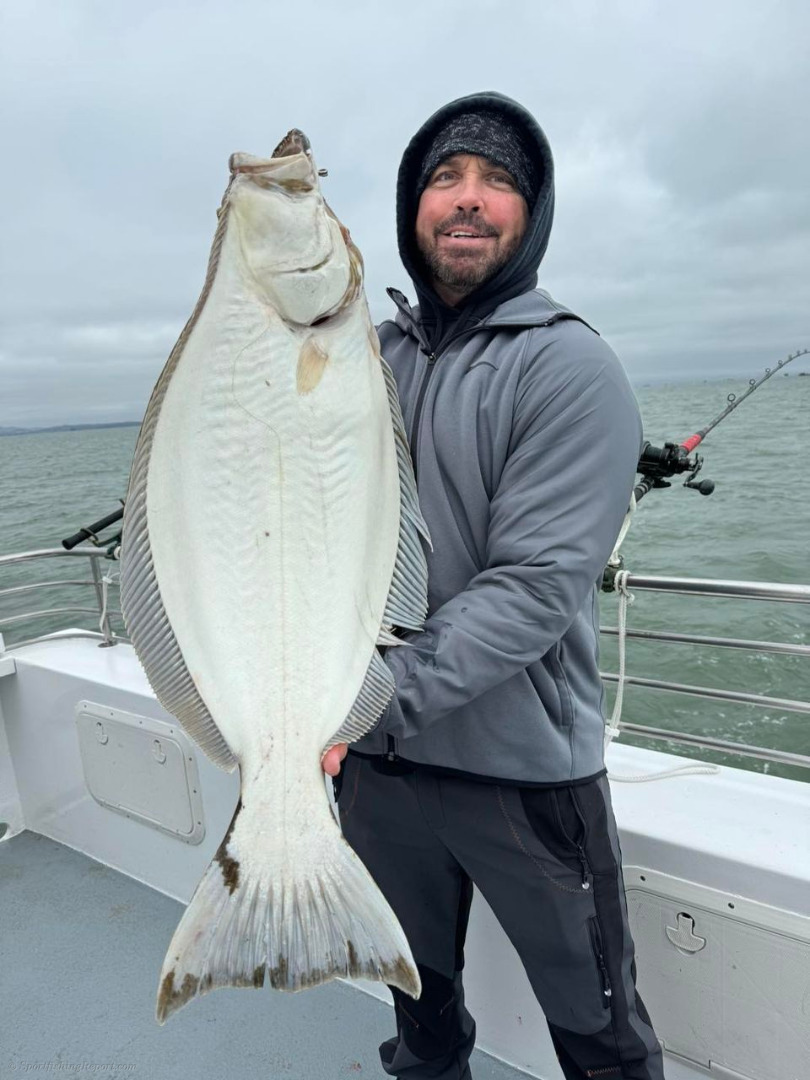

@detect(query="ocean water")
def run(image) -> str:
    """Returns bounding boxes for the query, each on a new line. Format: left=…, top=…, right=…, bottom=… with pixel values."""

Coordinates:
left=1, top=374, right=808, bottom=781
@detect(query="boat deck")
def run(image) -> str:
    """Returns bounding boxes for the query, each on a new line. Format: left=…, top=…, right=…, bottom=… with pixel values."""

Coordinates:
left=3, top=633, right=810, bottom=1079
left=2, top=829, right=528, bottom=1080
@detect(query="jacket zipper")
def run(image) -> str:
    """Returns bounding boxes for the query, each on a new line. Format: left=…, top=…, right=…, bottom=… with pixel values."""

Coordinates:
left=408, top=321, right=488, bottom=468
left=387, top=325, right=478, bottom=766
left=386, top=342, right=436, bottom=761
left=408, top=351, right=437, bottom=469
left=406, top=314, right=564, bottom=470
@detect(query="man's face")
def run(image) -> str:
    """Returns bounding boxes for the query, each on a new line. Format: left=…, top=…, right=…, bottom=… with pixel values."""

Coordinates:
left=415, top=154, right=529, bottom=306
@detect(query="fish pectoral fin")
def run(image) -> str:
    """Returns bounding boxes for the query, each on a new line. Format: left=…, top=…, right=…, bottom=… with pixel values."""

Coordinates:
left=296, top=336, right=329, bottom=394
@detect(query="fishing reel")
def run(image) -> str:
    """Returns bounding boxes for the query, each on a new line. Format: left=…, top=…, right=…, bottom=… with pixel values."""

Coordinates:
left=632, top=349, right=808, bottom=505
left=634, top=441, right=715, bottom=504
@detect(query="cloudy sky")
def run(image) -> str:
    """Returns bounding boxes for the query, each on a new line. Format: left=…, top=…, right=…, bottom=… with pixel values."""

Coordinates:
left=1, top=0, right=808, bottom=427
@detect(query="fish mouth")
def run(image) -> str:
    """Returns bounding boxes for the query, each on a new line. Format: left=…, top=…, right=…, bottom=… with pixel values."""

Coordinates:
left=229, top=130, right=313, bottom=176
left=271, top=129, right=311, bottom=158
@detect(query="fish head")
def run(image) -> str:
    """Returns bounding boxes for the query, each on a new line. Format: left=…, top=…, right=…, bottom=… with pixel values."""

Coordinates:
left=228, top=130, right=361, bottom=326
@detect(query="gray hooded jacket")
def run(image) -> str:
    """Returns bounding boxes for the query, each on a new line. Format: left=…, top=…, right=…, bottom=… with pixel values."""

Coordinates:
left=350, top=92, right=642, bottom=785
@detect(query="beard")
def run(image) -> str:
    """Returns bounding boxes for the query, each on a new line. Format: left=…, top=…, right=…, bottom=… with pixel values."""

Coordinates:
left=417, top=214, right=525, bottom=298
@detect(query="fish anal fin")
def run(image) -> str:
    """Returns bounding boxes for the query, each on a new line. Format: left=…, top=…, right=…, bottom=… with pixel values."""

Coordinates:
left=323, top=649, right=395, bottom=750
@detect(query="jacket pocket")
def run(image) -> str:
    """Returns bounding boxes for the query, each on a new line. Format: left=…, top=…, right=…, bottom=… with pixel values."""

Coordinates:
left=549, top=642, right=574, bottom=727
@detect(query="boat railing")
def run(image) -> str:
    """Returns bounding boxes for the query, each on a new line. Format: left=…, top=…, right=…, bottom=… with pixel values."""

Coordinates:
left=600, top=573, right=810, bottom=769
left=0, top=547, right=123, bottom=650
left=1, top=552, right=808, bottom=770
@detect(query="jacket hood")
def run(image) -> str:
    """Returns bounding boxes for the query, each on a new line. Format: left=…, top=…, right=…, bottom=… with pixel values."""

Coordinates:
left=394, top=90, right=555, bottom=349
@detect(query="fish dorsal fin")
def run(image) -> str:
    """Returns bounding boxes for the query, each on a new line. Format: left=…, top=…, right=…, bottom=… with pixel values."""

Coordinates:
left=119, top=202, right=239, bottom=775
left=323, top=343, right=430, bottom=750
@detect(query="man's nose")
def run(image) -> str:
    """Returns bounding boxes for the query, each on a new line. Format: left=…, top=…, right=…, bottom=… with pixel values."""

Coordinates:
left=453, top=175, right=486, bottom=211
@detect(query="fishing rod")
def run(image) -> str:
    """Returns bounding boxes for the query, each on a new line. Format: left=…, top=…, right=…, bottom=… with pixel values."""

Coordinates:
left=633, top=348, right=809, bottom=505
left=61, top=503, right=124, bottom=556
left=601, top=347, right=808, bottom=592
left=59, top=349, right=807, bottom=562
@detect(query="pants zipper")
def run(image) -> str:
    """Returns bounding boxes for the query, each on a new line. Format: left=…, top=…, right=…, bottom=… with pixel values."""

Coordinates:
left=588, top=917, right=613, bottom=1005
left=571, top=789, right=592, bottom=891
left=576, top=842, right=592, bottom=891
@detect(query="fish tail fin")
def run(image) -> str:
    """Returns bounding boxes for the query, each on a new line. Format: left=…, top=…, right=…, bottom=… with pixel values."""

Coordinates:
left=156, top=807, right=420, bottom=1024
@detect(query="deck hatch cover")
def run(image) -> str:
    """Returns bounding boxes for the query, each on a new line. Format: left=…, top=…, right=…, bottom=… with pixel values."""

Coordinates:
left=75, top=701, right=205, bottom=844
left=624, top=866, right=810, bottom=1080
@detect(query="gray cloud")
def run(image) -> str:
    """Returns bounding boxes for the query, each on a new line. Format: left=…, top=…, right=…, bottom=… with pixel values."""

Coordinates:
left=1, top=0, right=808, bottom=427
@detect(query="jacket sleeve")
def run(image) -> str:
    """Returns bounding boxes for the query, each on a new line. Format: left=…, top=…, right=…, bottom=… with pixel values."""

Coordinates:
left=378, top=325, right=643, bottom=741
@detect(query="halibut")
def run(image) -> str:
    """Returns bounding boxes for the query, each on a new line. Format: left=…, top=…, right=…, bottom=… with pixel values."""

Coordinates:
left=119, top=130, right=429, bottom=1025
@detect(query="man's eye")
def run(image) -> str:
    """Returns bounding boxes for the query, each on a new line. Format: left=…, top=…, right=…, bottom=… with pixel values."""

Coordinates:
left=490, top=174, right=514, bottom=185
left=433, top=171, right=456, bottom=182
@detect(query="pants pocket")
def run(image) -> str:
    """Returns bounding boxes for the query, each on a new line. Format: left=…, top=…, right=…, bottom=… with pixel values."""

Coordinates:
left=518, top=786, right=589, bottom=882
left=551, top=787, right=588, bottom=851
left=336, top=753, right=361, bottom=818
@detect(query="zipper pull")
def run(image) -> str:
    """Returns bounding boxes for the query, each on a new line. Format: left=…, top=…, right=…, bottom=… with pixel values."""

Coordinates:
left=427, top=353, right=436, bottom=366
left=386, top=734, right=397, bottom=762
left=598, top=957, right=613, bottom=1000
left=577, top=844, right=591, bottom=890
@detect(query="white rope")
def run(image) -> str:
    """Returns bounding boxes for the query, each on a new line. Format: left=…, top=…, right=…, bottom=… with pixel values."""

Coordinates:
left=99, top=569, right=120, bottom=637
left=609, top=762, right=720, bottom=782
left=607, top=494, right=635, bottom=569
left=602, top=560, right=720, bottom=783
left=603, top=569, right=633, bottom=752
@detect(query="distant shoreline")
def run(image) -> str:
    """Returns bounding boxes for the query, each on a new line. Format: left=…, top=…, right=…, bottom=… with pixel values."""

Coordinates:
left=2, top=370, right=807, bottom=436
left=0, top=421, right=141, bottom=438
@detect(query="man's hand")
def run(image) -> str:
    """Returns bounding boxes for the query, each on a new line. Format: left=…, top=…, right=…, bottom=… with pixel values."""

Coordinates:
left=321, top=742, right=348, bottom=776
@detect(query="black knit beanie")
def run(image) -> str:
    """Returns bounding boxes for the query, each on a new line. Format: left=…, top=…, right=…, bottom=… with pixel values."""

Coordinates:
left=415, top=109, right=540, bottom=206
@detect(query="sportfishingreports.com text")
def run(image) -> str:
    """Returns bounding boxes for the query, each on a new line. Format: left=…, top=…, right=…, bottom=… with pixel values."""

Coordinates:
left=8, top=1065, right=139, bottom=1074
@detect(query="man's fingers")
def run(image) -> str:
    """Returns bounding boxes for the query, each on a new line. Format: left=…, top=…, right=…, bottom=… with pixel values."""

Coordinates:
left=321, top=742, right=349, bottom=776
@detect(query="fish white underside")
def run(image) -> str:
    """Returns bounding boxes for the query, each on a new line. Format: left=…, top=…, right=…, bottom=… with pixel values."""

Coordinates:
left=120, top=195, right=430, bottom=1023
left=147, top=226, right=401, bottom=774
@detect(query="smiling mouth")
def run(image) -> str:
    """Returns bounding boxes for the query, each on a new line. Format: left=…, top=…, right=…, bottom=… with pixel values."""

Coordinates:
left=441, top=231, right=495, bottom=241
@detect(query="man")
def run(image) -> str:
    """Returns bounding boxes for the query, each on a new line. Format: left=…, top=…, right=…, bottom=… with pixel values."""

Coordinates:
left=322, top=91, right=664, bottom=1080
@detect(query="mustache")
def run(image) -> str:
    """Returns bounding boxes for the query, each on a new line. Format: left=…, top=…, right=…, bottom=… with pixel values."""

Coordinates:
left=434, top=214, right=499, bottom=237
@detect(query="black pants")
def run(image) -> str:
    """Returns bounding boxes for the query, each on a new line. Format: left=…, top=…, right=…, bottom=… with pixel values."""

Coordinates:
left=335, top=755, right=664, bottom=1080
